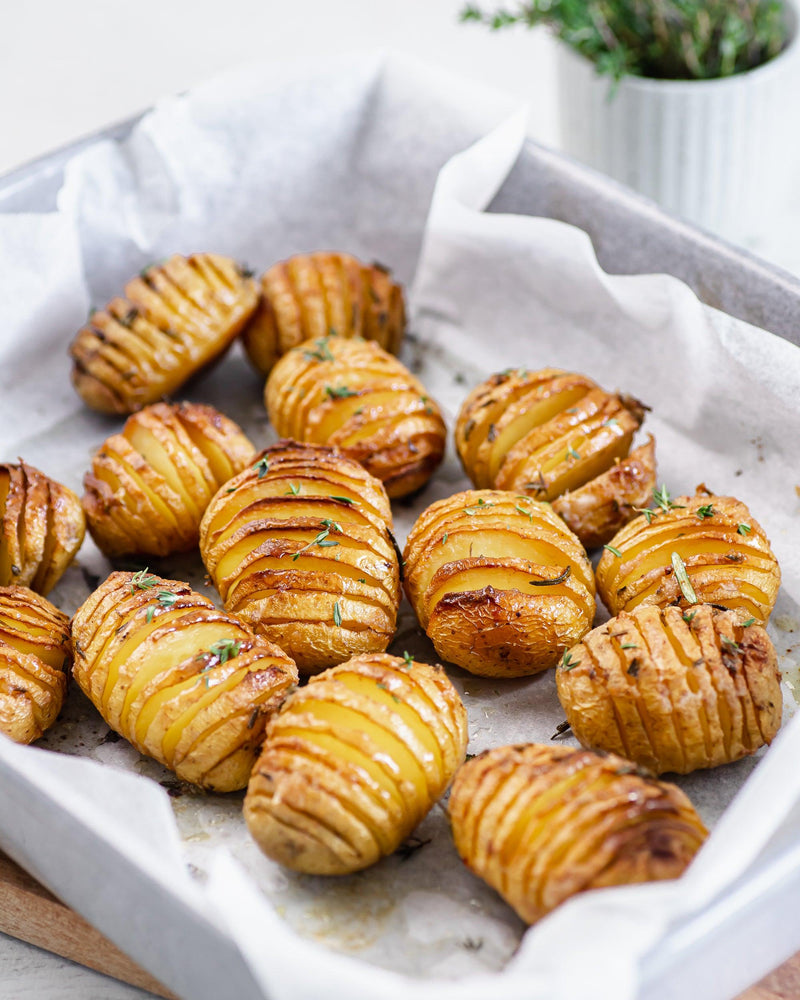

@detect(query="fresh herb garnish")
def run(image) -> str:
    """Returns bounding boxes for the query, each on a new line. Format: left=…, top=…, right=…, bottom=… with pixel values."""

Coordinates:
left=604, top=544, right=622, bottom=557
left=530, top=566, right=571, bottom=586
left=721, top=635, right=742, bottom=653
left=131, top=568, right=158, bottom=593
left=653, top=484, right=685, bottom=515
left=207, top=638, right=243, bottom=664
left=671, top=552, right=698, bottom=605
left=697, top=504, right=715, bottom=519
left=620, top=643, right=638, bottom=650
left=566, top=446, right=580, bottom=460
left=292, top=519, right=342, bottom=560
left=463, top=498, right=492, bottom=514
left=442, top=532, right=448, bottom=544
left=402, top=650, right=414, bottom=668
left=329, top=495, right=356, bottom=504
left=682, top=610, right=698, bottom=624
left=253, top=456, right=270, bottom=478
left=515, top=503, right=533, bottom=521
left=325, top=385, right=357, bottom=399
left=737, top=523, right=752, bottom=535
left=303, top=338, right=335, bottom=362
left=146, top=606, right=155, bottom=624
left=333, top=600, right=343, bottom=627
left=550, top=720, right=572, bottom=740
left=560, top=649, right=580, bottom=671
left=286, top=483, right=301, bottom=495
left=741, top=617, right=756, bottom=627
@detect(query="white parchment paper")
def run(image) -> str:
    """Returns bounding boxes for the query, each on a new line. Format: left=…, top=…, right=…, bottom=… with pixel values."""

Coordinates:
left=0, top=52, right=799, bottom=1000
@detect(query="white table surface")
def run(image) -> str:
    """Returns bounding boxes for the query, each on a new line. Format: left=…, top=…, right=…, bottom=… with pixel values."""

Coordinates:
left=1, top=1, right=798, bottom=997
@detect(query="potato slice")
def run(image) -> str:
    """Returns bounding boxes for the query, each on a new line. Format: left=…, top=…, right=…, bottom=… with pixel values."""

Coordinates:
left=265, top=335, right=445, bottom=497
left=0, top=586, right=71, bottom=744
left=403, top=490, right=595, bottom=677
left=200, top=440, right=400, bottom=675
left=241, top=252, right=405, bottom=376
left=596, top=492, right=780, bottom=623
left=69, top=253, right=259, bottom=414
left=71, top=571, right=297, bottom=791
left=0, top=462, right=85, bottom=596
left=244, top=652, right=467, bottom=874
left=449, top=743, right=707, bottom=925
left=82, top=401, right=256, bottom=558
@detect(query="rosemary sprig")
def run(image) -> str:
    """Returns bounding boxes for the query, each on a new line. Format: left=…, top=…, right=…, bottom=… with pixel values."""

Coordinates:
left=671, top=551, right=698, bottom=605
left=560, top=649, right=580, bottom=671
left=529, top=566, right=571, bottom=586
left=131, top=568, right=158, bottom=593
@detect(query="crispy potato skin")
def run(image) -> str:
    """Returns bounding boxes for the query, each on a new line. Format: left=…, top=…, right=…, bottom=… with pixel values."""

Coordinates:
left=200, top=440, right=400, bottom=675
left=71, top=571, right=297, bottom=791
left=0, top=462, right=85, bottom=596
left=557, top=604, right=781, bottom=774
left=454, top=367, right=653, bottom=548
left=449, top=743, right=707, bottom=924
left=265, top=335, right=445, bottom=498
left=69, top=254, right=260, bottom=414
left=596, top=494, right=780, bottom=624
left=82, top=401, right=256, bottom=559
left=0, top=586, right=70, bottom=744
left=241, top=252, right=405, bottom=377
left=244, top=652, right=467, bottom=874
left=403, top=490, right=595, bottom=677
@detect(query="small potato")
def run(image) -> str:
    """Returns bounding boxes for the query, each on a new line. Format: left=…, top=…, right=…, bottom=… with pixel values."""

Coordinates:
left=265, top=335, right=446, bottom=497
left=200, top=440, right=400, bottom=675
left=403, top=490, right=595, bottom=677
left=244, top=652, right=467, bottom=874
left=455, top=367, right=654, bottom=548
left=241, top=252, right=405, bottom=376
left=82, top=401, right=256, bottom=558
left=0, top=586, right=71, bottom=744
left=71, top=571, right=297, bottom=792
left=69, top=253, right=260, bottom=414
left=596, top=492, right=780, bottom=624
left=557, top=604, right=781, bottom=774
left=0, top=461, right=85, bottom=595
left=449, top=744, right=708, bottom=925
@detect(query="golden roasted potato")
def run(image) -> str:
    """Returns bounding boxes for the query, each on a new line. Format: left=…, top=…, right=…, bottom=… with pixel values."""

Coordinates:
left=69, top=253, right=260, bottom=414
left=82, top=401, right=256, bottom=558
left=596, top=491, right=780, bottom=624
left=265, top=335, right=446, bottom=498
left=449, top=744, right=707, bottom=925
left=454, top=367, right=654, bottom=548
left=241, top=252, right=405, bottom=376
left=71, top=571, right=297, bottom=791
left=403, top=490, right=595, bottom=677
left=0, top=586, right=71, bottom=744
left=557, top=604, right=781, bottom=774
left=200, top=440, right=400, bottom=675
left=0, top=461, right=85, bottom=595
left=244, top=652, right=467, bottom=874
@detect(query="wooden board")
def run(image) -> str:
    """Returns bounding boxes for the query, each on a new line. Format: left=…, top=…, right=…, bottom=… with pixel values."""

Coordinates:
left=0, top=847, right=796, bottom=999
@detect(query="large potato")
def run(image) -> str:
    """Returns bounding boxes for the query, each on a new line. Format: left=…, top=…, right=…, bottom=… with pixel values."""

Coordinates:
left=596, top=491, right=780, bottom=624
left=449, top=744, right=707, bottom=925
left=403, top=489, right=595, bottom=677
left=265, top=335, right=446, bottom=498
left=71, top=571, right=297, bottom=791
left=200, top=440, right=400, bottom=675
left=557, top=604, right=781, bottom=774
left=241, top=252, right=405, bottom=376
left=0, top=461, right=85, bottom=595
left=69, top=253, right=260, bottom=414
left=82, top=401, right=255, bottom=558
left=244, top=652, right=467, bottom=875
left=0, top=586, right=71, bottom=744
left=454, top=368, right=655, bottom=547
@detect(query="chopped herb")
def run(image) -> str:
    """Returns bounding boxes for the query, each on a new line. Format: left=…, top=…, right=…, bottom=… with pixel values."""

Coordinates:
left=721, top=635, right=742, bottom=653
left=146, top=606, right=155, bottom=624
left=566, top=446, right=580, bottom=460
left=604, top=544, right=622, bottom=557
left=358, top=578, right=366, bottom=584
left=131, top=568, right=158, bottom=593
left=515, top=503, right=533, bottom=521
left=156, top=590, right=179, bottom=608
left=292, top=519, right=341, bottom=559
left=236, top=263, right=255, bottom=279
left=333, top=600, right=342, bottom=627
left=671, top=552, right=698, bottom=605
left=353, top=407, right=364, bottom=416
left=325, top=385, right=357, bottom=399
left=329, top=495, right=356, bottom=504
left=697, top=504, right=715, bottom=519
left=253, top=457, right=270, bottom=478
left=442, top=532, right=449, bottom=544
left=741, top=617, right=756, bottom=627
left=286, top=483, right=301, bottom=495
left=634, top=507, right=656, bottom=524
left=402, top=650, right=414, bottom=668
left=530, top=566, right=571, bottom=586
left=560, top=650, right=580, bottom=671
left=604, top=417, right=620, bottom=428
left=208, top=638, right=242, bottom=664
left=737, top=523, right=752, bottom=535
left=225, top=486, right=237, bottom=494
left=652, top=484, right=685, bottom=515
left=463, top=498, right=492, bottom=514
left=682, top=610, right=698, bottom=624
left=620, top=643, right=638, bottom=650
left=303, top=338, right=335, bottom=362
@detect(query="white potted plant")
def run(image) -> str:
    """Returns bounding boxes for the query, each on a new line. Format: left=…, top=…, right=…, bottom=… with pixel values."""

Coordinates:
left=461, top=0, right=799, bottom=245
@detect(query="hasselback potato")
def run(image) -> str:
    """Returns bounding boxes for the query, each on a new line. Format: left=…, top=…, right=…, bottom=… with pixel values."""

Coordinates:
left=403, top=490, right=595, bottom=677
left=241, top=252, right=405, bottom=376
left=244, top=652, right=467, bottom=874
left=449, top=744, right=707, bottom=924
left=454, top=367, right=655, bottom=547
left=69, top=253, right=259, bottom=414
left=0, top=586, right=71, bottom=744
left=200, top=440, right=400, bottom=674
left=0, top=461, right=85, bottom=595
left=71, top=571, right=297, bottom=791
left=82, top=401, right=256, bottom=558
left=557, top=604, right=781, bottom=774
left=265, top=335, right=446, bottom=498
left=596, top=491, right=780, bottom=623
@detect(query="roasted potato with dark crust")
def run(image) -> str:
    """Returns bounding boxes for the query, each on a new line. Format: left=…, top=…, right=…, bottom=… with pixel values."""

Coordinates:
left=455, top=368, right=654, bottom=548
left=83, top=401, right=255, bottom=558
left=69, top=254, right=260, bottom=414
left=265, top=335, right=446, bottom=498
left=244, top=652, right=467, bottom=874
left=557, top=604, right=781, bottom=774
left=241, top=252, right=405, bottom=376
left=403, top=490, right=595, bottom=677
left=200, top=440, right=400, bottom=675
left=0, top=586, right=71, bottom=744
left=71, top=571, right=297, bottom=791
left=0, top=461, right=85, bottom=595
left=449, top=743, right=707, bottom=925
left=596, top=492, right=780, bottom=624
